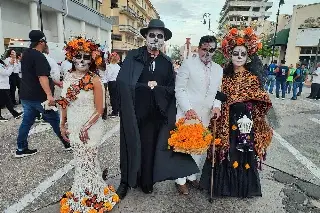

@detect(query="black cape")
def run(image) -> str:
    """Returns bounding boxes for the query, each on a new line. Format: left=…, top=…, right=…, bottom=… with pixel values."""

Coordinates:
left=116, top=46, right=199, bottom=187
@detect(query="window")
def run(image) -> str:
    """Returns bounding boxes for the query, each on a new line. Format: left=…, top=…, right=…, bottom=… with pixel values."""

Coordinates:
left=252, top=7, right=260, bottom=12
left=251, top=17, right=259, bottom=21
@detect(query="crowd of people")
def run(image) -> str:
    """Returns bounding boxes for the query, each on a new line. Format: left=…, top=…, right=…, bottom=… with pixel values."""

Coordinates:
left=264, top=60, right=320, bottom=100
left=1, top=17, right=318, bottom=213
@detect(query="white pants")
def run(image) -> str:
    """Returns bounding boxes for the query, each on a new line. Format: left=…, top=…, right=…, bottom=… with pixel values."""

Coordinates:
left=175, top=154, right=206, bottom=185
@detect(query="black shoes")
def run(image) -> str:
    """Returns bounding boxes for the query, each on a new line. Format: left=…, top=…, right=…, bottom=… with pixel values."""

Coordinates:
left=116, top=182, right=129, bottom=199
left=141, top=185, right=153, bottom=194
left=15, top=148, right=38, bottom=158
left=0, top=116, right=9, bottom=122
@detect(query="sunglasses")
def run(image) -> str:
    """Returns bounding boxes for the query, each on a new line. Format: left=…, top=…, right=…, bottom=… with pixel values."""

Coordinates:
left=148, top=33, right=164, bottom=39
left=201, top=48, right=215, bottom=53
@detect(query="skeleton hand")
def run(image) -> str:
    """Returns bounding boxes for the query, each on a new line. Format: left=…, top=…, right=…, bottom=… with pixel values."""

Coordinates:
left=148, top=81, right=157, bottom=89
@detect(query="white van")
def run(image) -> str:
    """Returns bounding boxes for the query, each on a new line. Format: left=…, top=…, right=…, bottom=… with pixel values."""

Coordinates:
left=6, top=39, right=66, bottom=64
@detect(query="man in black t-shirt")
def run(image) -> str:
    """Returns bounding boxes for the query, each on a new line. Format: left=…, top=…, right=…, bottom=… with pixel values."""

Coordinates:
left=275, top=59, right=289, bottom=99
left=16, top=30, right=70, bottom=158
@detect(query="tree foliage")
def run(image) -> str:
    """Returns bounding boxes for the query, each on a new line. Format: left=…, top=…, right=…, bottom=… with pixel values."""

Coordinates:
left=257, top=39, right=279, bottom=59
left=170, top=45, right=181, bottom=61
left=212, top=49, right=228, bottom=66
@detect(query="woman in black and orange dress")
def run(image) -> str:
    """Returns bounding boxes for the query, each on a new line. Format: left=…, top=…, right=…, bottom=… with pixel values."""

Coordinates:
left=200, top=27, right=273, bottom=198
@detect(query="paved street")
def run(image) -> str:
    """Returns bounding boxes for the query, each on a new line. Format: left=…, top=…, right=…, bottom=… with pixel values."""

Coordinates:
left=1, top=88, right=320, bottom=213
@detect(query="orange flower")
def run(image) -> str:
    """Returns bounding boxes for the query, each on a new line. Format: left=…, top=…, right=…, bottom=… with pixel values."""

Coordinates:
left=65, top=191, right=73, bottom=198
left=233, top=161, right=239, bottom=168
left=96, top=56, right=103, bottom=66
left=245, top=163, right=250, bottom=170
left=230, top=28, right=238, bottom=35
left=81, top=198, right=88, bottom=206
left=88, top=209, right=98, bottom=213
left=104, top=202, right=113, bottom=211
left=60, top=198, right=68, bottom=206
left=244, top=27, right=254, bottom=35
left=108, top=185, right=116, bottom=192
left=236, top=38, right=245, bottom=46
left=214, top=138, right=221, bottom=146
left=74, top=211, right=81, bottom=213
left=60, top=204, right=70, bottom=213
left=103, top=187, right=109, bottom=195
left=112, top=194, right=120, bottom=203
left=257, top=42, right=262, bottom=49
left=232, top=125, right=237, bottom=130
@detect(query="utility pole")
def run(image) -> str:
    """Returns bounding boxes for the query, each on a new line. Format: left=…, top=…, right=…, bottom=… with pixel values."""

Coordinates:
left=203, top=13, right=214, bottom=35
left=271, top=0, right=285, bottom=62
left=39, top=0, right=44, bottom=31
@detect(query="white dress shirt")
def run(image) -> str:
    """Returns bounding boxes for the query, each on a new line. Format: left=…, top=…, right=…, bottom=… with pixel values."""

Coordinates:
left=60, top=60, right=72, bottom=77
left=0, top=63, right=14, bottom=89
left=44, top=53, right=60, bottom=81
left=103, top=63, right=120, bottom=83
left=313, top=67, right=320, bottom=84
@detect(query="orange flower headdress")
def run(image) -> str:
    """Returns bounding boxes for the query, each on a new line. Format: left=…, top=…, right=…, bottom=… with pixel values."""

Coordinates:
left=64, top=37, right=103, bottom=66
left=221, top=27, right=262, bottom=59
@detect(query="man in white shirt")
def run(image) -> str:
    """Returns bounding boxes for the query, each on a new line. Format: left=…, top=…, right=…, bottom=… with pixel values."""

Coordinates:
left=60, top=58, right=72, bottom=79
left=175, top=35, right=223, bottom=195
left=307, top=63, right=320, bottom=100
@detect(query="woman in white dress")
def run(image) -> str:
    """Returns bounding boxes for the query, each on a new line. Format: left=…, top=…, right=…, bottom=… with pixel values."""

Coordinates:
left=57, top=37, right=119, bottom=213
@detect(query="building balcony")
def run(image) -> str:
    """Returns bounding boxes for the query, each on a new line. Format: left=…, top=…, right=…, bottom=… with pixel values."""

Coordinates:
left=228, top=1, right=273, bottom=9
left=119, top=6, right=139, bottom=19
left=119, top=25, right=141, bottom=36
left=219, top=11, right=272, bottom=23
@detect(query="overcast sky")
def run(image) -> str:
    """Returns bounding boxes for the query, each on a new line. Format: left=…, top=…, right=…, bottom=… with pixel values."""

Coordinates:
left=150, top=0, right=320, bottom=47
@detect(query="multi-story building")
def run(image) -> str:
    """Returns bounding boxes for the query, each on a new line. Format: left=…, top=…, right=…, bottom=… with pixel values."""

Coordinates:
left=0, top=0, right=113, bottom=56
left=101, top=0, right=160, bottom=60
left=218, top=0, right=273, bottom=36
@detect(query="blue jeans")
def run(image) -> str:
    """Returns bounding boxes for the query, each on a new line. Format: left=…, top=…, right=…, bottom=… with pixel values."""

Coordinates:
left=298, top=82, right=303, bottom=95
left=265, top=75, right=276, bottom=93
left=292, top=82, right=302, bottom=99
left=276, top=80, right=286, bottom=98
left=17, top=100, right=67, bottom=150
left=286, top=81, right=293, bottom=93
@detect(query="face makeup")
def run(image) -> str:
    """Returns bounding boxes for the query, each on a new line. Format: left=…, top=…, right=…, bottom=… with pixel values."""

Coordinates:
left=146, top=29, right=165, bottom=51
left=198, top=42, right=216, bottom=64
left=231, top=46, right=248, bottom=67
left=73, top=52, right=91, bottom=72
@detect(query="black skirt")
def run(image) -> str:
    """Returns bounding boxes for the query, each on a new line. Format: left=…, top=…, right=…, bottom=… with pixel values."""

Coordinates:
left=200, top=101, right=262, bottom=198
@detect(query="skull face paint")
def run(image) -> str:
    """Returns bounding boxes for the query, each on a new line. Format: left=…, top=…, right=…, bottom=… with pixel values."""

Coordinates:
left=73, top=52, right=91, bottom=72
left=146, top=29, right=165, bottom=51
left=232, top=46, right=248, bottom=67
left=198, top=42, right=216, bottom=64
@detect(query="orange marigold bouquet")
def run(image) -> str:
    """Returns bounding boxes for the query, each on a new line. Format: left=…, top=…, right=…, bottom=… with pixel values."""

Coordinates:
left=168, top=118, right=213, bottom=155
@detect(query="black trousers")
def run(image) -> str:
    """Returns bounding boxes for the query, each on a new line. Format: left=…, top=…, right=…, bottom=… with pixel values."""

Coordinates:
left=309, top=83, right=320, bottom=99
left=0, top=89, right=19, bottom=117
left=138, top=114, right=161, bottom=187
left=9, top=73, right=20, bottom=104
left=108, top=81, right=119, bottom=115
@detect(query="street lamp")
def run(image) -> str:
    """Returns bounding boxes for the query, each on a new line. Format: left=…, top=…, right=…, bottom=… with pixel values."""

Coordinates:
left=271, top=0, right=285, bottom=62
left=203, top=13, right=214, bottom=35
left=39, top=0, right=44, bottom=31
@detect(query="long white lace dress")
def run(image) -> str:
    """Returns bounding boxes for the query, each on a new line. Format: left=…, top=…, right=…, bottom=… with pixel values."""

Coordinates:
left=58, top=71, right=119, bottom=213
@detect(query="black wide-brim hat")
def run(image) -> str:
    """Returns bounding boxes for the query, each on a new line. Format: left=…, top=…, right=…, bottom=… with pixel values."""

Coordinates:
left=140, top=19, right=172, bottom=41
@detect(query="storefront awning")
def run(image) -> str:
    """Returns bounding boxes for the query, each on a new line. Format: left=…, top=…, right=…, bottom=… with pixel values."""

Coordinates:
left=269, top=28, right=290, bottom=46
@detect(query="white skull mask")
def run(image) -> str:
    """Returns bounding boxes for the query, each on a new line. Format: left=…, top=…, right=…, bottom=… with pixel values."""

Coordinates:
left=146, top=29, right=165, bottom=51
left=198, top=42, right=216, bottom=64
left=232, top=46, right=248, bottom=67
left=73, top=52, right=91, bottom=72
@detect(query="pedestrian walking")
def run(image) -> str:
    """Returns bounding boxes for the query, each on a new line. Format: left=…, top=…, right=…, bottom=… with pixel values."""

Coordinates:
left=275, top=60, right=289, bottom=100
left=265, top=60, right=277, bottom=94
left=307, top=63, right=320, bottom=100
left=0, top=59, right=23, bottom=122
left=291, top=62, right=303, bottom=100
left=104, top=52, right=120, bottom=118
left=15, top=30, right=71, bottom=158
left=286, top=64, right=295, bottom=94
left=4, top=49, right=20, bottom=105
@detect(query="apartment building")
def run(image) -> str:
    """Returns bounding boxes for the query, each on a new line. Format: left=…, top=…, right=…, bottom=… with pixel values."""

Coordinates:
left=218, top=0, right=273, bottom=36
left=101, top=0, right=160, bottom=60
left=0, top=0, right=113, bottom=55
